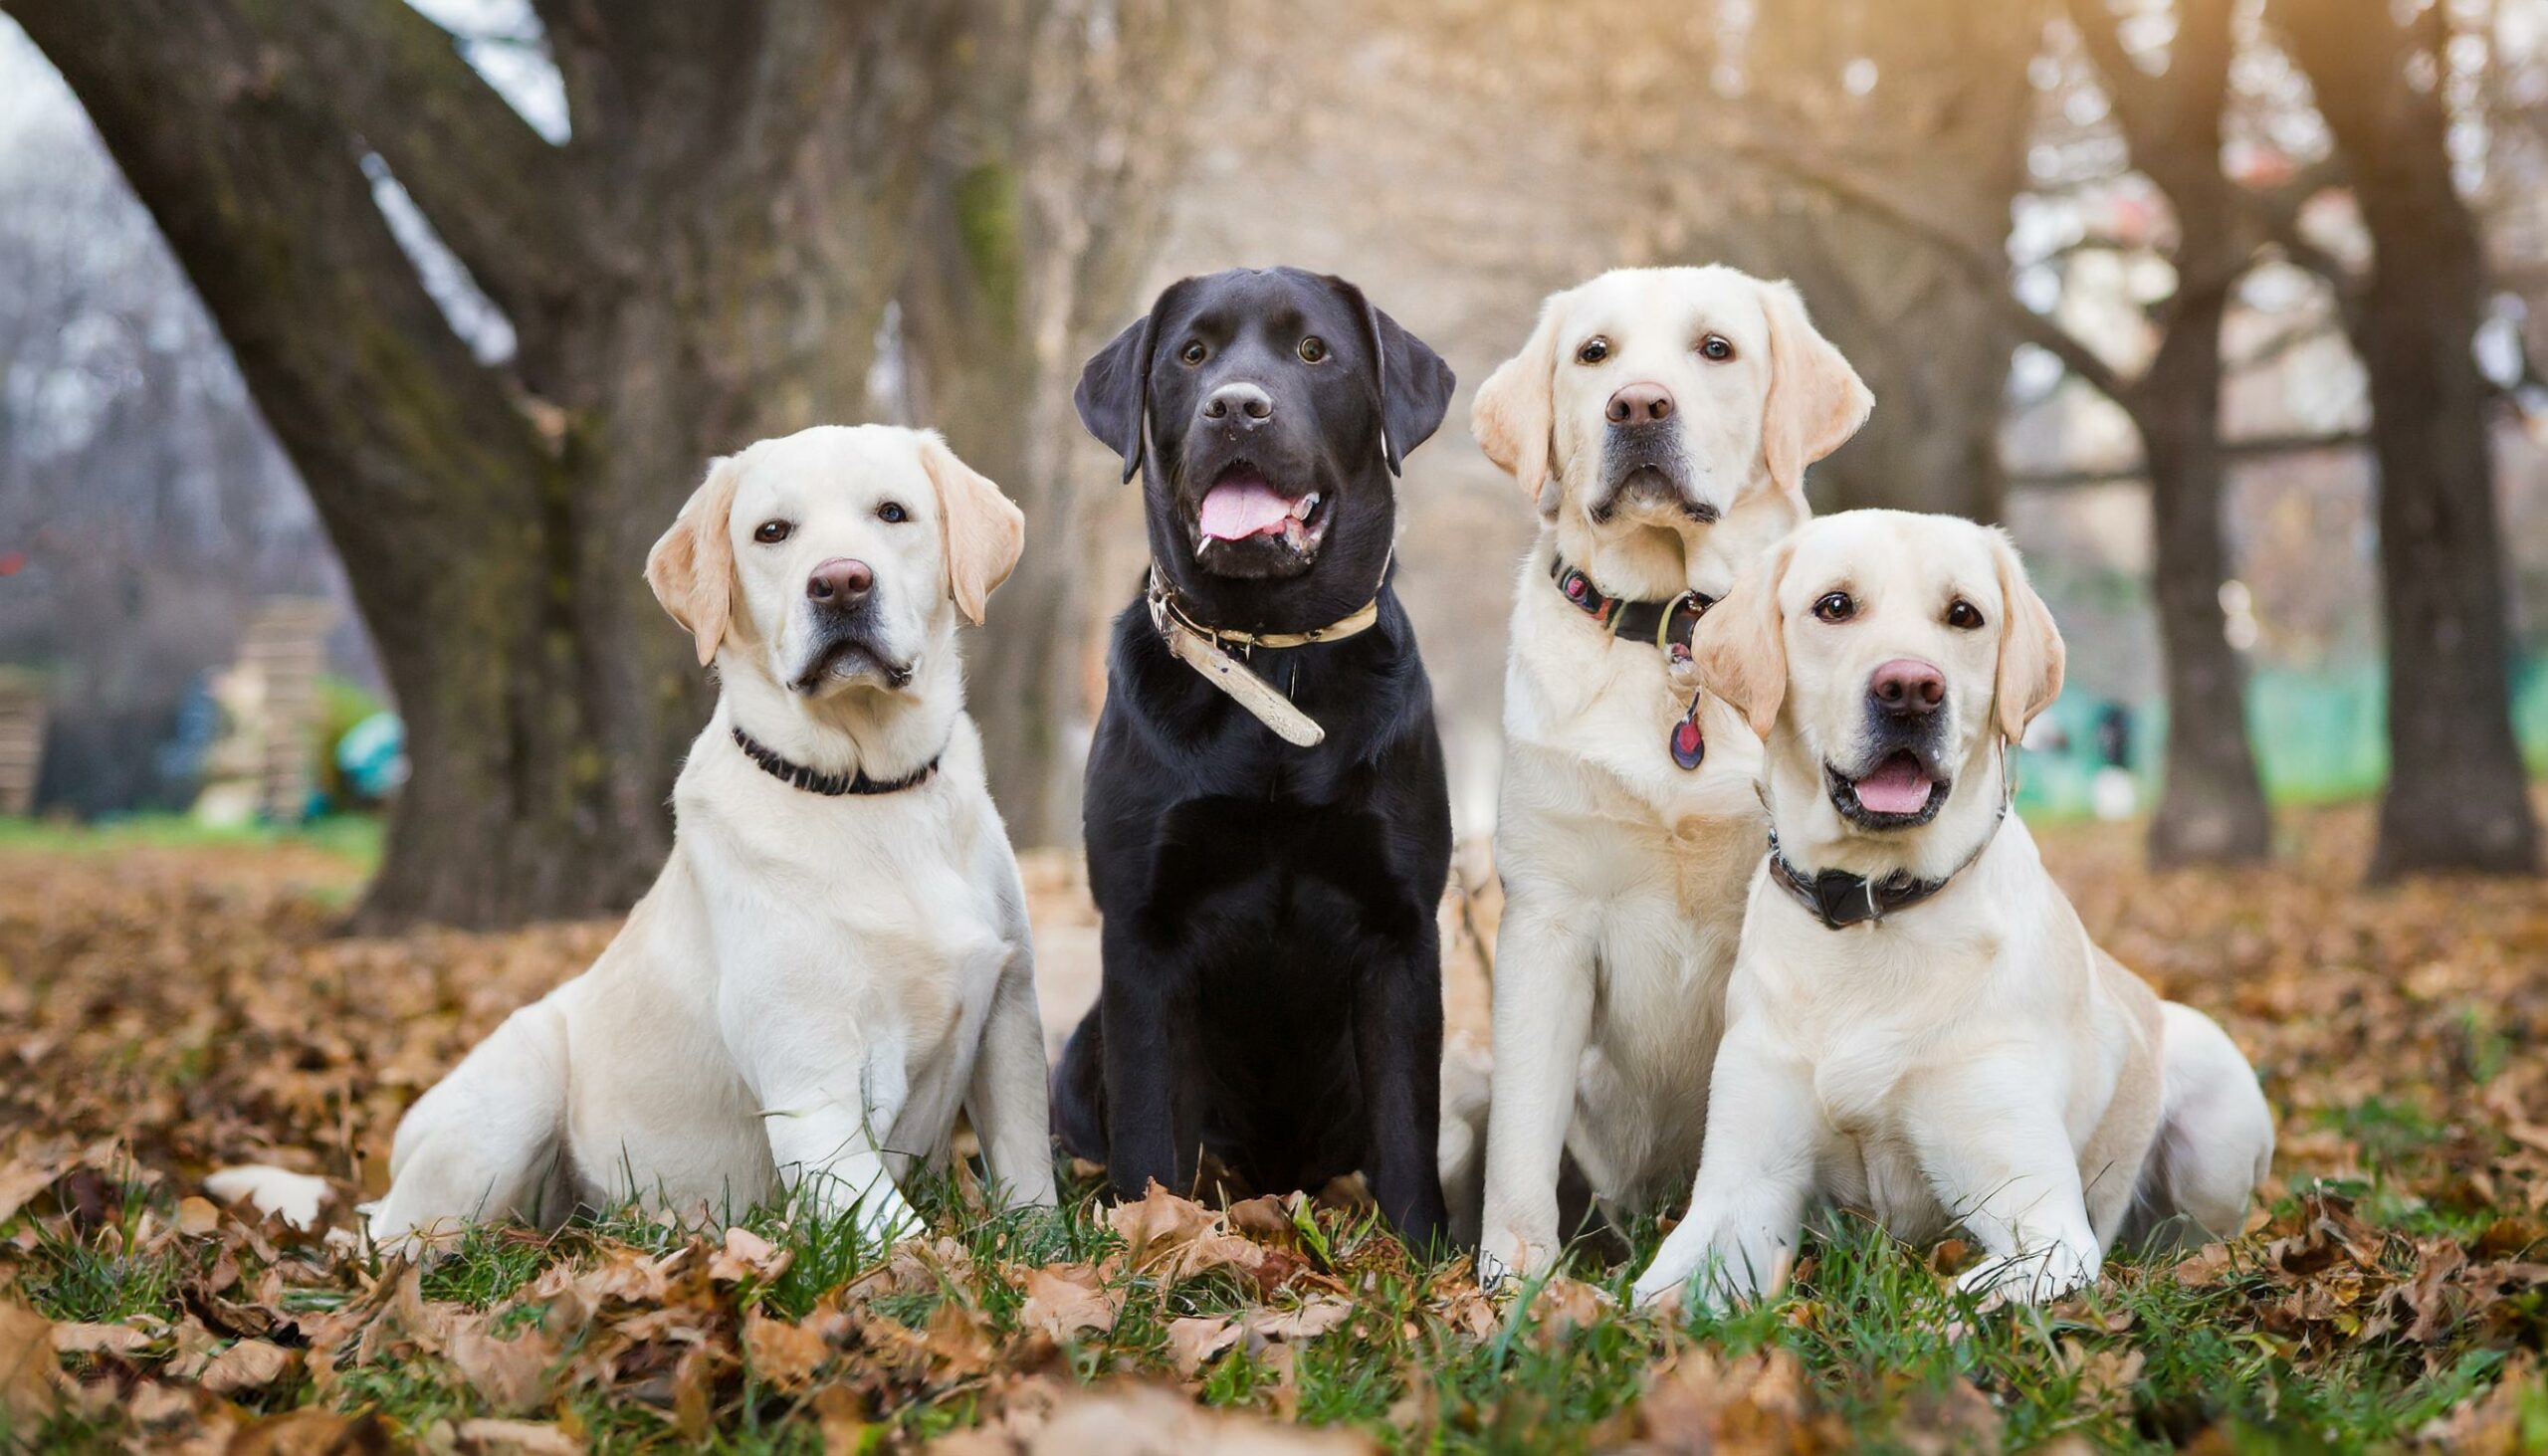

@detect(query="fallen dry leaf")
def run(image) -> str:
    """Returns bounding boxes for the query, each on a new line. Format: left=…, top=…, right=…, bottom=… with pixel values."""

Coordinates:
left=199, top=1336, right=298, bottom=1395
left=1018, top=1264, right=1123, bottom=1340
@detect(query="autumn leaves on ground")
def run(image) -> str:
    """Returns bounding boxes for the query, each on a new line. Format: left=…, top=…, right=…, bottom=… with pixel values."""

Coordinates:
left=4, top=805, right=2548, bottom=1453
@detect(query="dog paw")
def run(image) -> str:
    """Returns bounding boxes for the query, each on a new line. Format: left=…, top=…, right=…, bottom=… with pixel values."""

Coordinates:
left=1952, top=1246, right=2096, bottom=1308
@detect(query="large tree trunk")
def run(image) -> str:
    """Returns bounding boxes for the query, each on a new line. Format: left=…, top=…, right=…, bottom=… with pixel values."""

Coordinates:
left=898, top=0, right=1206, bottom=846
left=2280, top=0, right=2541, bottom=878
left=1714, top=0, right=2045, bottom=520
left=5, top=0, right=966, bottom=926
left=2073, top=0, right=2274, bottom=865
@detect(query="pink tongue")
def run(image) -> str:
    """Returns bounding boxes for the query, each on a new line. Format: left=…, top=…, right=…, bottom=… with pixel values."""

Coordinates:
left=1853, top=756, right=1935, bottom=814
left=1199, top=477, right=1293, bottom=540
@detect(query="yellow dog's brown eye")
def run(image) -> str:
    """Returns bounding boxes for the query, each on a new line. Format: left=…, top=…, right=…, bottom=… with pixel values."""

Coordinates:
left=1947, top=598, right=1985, bottom=630
left=877, top=502, right=909, bottom=524
left=1179, top=341, right=1207, bottom=365
left=1297, top=335, right=1328, bottom=363
left=753, top=520, right=792, bottom=544
left=1577, top=337, right=1610, bottom=365
left=1812, top=591, right=1854, bottom=623
left=1699, top=333, right=1734, bottom=361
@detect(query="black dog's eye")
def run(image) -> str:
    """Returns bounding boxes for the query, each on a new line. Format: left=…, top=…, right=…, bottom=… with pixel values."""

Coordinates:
left=1576, top=337, right=1610, bottom=365
left=1812, top=591, right=1855, bottom=624
left=1297, top=335, right=1328, bottom=363
left=1699, top=333, right=1735, bottom=361
left=877, top=502, right=909, bottom=524
left=753, top=520, right=792, bottom=544
left=1946, top=598, right=1985, bottom=630
left=1179, top=340, right=1207, bottom=366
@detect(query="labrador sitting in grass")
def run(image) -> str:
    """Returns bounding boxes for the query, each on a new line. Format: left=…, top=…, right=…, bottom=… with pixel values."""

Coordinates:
left=368, top=425, right=1052, bottom=1253
left=1634, top=511, right=2273, bottom=1309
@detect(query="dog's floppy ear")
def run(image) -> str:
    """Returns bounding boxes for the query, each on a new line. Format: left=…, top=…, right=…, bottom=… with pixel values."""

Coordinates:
left=1075, top=286, right=1174, bottom=484
left=1757, top=279, right=1872, bottom=498
left=646, top=453, right=746, bottom=667
left=1324, top=275, right=1456, bottom=477
left=1986, top=526, right=2066, bottom=742
left=1683, top=533, right=1800, bottom=740
left=1472, top=292, right=1567, bottom=519
left=918, top=431, right=1026, bottom=627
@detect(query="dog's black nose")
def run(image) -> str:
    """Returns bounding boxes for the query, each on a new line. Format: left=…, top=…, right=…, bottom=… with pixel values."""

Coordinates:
left=1606, top=381, right=1674, bottom=425
left=806, top=556, right=874, bottom=609
left=1869, top=657, right=1945, bottom=716
left=1200, top=381, right=1274, bottom=426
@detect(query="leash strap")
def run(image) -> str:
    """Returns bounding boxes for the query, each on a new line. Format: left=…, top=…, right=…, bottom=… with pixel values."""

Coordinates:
left=1144, top=565, right=1389, bottom=748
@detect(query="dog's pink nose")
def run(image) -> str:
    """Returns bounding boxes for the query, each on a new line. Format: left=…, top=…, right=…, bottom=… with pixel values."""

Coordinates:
left=806, top=556, right=874, bottom=607
left=1870, top=658, right=1945, bottom=714
left=1605, top=381, right=1674, bottom=424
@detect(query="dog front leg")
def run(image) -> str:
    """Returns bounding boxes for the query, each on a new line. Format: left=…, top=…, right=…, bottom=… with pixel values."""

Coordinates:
left=966, top=947, right=1059, bottom=1210
left=1477, top=895, right=1595, bottom=1284
left=1907, top=1062, right=2103, bottom=1307
left=1356, top=926, right=1451, bottom=1254
left=1631, top=1032, right=1822, bottom=1310
left=1098, top=918, right=1200, bottom=1200
left=760, top=1061, right=922, bottom=1248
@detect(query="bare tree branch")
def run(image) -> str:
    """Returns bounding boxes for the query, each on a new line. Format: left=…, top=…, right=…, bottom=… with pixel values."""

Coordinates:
left=298, top=0, right=585, bottom=346
left=1726, top=141, right=2140, bottom=405
left=2010, top=427, right=2371, bottom=489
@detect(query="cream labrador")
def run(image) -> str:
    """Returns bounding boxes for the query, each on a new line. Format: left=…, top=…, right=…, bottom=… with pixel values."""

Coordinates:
left=1466, top=267, right=1872, bottom=1281
left=367, top=424, right=1054, bottom=1252
left=1633, top=511, right=2273, bottom=1308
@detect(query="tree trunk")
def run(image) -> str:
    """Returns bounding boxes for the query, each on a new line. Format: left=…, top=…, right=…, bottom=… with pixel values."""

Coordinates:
left=899, top=0, right=1207, bottom=846
left=6, top=0, right=961, bottom=926
left=1710, top=0, right=2044, bottom=520
left=2073, top=0, right=2274, bottom=865
left=2279, top=0, right=2541, bottom=877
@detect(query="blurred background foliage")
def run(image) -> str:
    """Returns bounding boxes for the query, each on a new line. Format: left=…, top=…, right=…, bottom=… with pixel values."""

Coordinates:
left=0, top=0, right=2542, bottom=926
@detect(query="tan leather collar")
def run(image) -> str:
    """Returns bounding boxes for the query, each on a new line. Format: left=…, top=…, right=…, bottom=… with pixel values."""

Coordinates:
left=1145, top=568, right=1381, bottom=650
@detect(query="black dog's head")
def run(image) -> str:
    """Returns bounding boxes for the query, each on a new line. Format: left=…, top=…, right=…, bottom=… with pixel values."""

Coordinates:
left=1075, top=268, right=1454, bottom=625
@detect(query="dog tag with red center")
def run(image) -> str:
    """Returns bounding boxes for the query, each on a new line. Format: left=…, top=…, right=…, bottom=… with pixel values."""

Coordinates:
left=1669, top=692, right=1705, bottom=770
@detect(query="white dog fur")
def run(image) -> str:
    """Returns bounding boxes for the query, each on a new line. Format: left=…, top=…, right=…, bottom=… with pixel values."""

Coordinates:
left=368, top=424, right=1055, bottom=1252
left=1632, top=511, right=2273, bottom=1308
left=1465, top=267, right=1872, bottom=1281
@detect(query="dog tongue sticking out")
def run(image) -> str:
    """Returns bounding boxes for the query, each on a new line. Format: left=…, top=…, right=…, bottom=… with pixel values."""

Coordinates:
left=1199, top=473, right=1303, bottom=541
left=1854, top=753, right=1935, bottom=815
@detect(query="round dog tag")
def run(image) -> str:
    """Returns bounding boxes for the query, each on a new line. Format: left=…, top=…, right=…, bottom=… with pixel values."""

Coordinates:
left=1669, top=695, right=1705, bottom=770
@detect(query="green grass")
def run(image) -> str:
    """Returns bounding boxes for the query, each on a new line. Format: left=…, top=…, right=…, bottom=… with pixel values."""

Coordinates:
left=11, top=1160, right=2515, bottom=1452
left=0, top=811, right=380, bottom=869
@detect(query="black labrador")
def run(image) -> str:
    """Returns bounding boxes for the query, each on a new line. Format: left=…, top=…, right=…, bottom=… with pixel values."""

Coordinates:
left=1053, top=267, right=1458, bottom=1251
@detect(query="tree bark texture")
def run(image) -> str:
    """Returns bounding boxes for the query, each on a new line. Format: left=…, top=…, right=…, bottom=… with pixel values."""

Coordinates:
left=2279, top=0, right=2541, bottom=877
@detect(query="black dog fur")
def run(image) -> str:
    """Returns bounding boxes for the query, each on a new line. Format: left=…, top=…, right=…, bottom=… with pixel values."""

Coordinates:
left=1053, top=268, right=1458, bottom=1250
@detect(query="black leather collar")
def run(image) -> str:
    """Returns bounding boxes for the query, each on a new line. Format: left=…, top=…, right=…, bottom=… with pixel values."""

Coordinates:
left=1763, top=799, right=2009, bottom=931
left=1550, top=554, right=1713, bottom=657
left=732, top=725, right=939, bottom=796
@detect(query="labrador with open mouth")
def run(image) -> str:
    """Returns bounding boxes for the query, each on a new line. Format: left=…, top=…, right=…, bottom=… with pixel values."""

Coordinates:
left=367, top=425, right=1052, bottom=1252
left=1632, top=511, right=2272, bottom=1309
left=1465, top=266, right=1872, bottom=1282
left=1052, top=267, right=1460, bottom=1249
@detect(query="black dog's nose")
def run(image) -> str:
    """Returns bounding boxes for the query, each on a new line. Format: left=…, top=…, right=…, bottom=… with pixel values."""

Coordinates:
left=1870, top=657, right=1946, bottom=715
left=1606, top=381, right=1674, bottom=425
left=806, top=556, right=874, bottom=608
left=1201, top=381, right=1274, bottom=426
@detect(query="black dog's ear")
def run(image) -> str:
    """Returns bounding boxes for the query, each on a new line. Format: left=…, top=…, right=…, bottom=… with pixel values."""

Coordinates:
left=1326, top=276, right=1457, bottom=477
left=1075, top=311, right=1160, bottom=485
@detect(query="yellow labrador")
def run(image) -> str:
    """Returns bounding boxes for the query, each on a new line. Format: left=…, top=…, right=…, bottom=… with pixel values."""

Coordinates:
left=1464, top=267, right=1871, bottom=1280
left=368, top=425, right=1054, bottom=1252
left=1634, top=511, right=2272, bottom=1308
